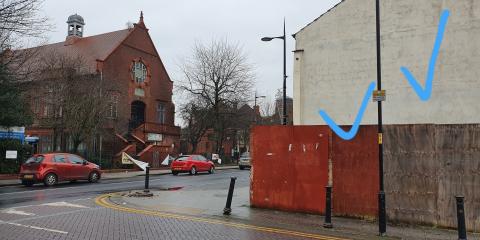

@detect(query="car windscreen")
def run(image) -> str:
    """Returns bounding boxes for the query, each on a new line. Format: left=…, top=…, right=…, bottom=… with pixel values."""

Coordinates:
left=25, top=155, right=45, bottom=164
left=175, top=156, right=190, bottom=161
left=240, top=152, right=250, bottom=158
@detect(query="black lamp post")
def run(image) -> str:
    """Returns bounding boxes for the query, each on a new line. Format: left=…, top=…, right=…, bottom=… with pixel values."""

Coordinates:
left=376, top=0, right=387, bottom=236
left=261, top=19, right=287, bottom=125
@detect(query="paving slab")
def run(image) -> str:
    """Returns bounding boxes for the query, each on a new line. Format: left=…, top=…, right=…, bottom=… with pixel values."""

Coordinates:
left=105, top=183, right=479, bottom=240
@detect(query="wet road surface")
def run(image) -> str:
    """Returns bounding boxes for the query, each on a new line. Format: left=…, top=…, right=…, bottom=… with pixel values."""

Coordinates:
left=0, top=169, right=249, bottom=209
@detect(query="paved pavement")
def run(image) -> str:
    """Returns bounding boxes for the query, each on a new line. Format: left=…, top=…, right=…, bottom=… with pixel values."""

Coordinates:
left=103, top=172, right=478, bottom=240
left=0, top=168, right=478, bottom=240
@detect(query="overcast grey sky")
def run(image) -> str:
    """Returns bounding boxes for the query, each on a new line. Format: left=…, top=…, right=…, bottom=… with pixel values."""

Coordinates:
left=40, top=0, right=340, bottom=107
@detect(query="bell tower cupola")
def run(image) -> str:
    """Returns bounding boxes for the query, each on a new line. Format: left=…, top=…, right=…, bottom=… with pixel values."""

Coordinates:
left=67, top=14, right=85, bottom=37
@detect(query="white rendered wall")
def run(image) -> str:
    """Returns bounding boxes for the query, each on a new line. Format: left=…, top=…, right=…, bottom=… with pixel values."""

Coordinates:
left=293, top=0, right=480, bottom=125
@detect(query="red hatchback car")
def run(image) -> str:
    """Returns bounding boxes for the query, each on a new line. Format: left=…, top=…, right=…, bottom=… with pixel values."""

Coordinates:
left=19, top=153, right=102, bottom=187
left=171, top=155, right=215, bottom=175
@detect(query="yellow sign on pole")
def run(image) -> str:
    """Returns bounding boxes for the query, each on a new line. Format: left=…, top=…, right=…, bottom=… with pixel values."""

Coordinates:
left=378, top=133, right=383, bottom=144
left=372, top=90, right=386, bottom=102
left=121, top=152, right=133, bottom=164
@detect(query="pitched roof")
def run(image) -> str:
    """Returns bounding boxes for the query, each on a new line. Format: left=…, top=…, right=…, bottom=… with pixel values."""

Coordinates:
left=293, top=0, right=347, bottom=38
left=26, top=28, right=133, bottom=72
left=238, top=104, right=254, bottom=112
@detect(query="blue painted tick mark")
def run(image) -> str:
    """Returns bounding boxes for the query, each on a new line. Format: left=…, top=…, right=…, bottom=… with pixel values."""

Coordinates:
left=319, top=82, right=376, bottom=140
left=400, top=9, right=450, bottom=101
left=319, top=9, right=450, bottom=140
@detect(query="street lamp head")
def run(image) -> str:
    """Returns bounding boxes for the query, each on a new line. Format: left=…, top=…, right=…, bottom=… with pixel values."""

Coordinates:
left=255, top=95, right=266, bottom=99
left=261, top=37, right=274, bottom=42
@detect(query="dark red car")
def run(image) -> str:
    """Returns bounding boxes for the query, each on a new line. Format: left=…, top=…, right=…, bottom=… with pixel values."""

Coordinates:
left=171, top=155, right=215, bottom=175
left=19, top=153, right=102, bottom=187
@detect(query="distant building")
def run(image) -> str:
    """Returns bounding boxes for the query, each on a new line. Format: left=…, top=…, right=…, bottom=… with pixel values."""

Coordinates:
left=270, top=96, right=293, bottom=125
left=21, top=12, right=180, bottom=167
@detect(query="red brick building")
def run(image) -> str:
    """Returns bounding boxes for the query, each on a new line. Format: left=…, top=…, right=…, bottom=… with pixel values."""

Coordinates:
left=24, top=13, right=180, bottom=168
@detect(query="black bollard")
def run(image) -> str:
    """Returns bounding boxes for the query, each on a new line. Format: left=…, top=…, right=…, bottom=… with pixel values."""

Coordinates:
left=223, top=176, right=237, bottom=215
left=324, top=186, right=333, bottom=228
left=456, top=196, right=467, bottom=240
left=144, top=166, right=150, bottom=193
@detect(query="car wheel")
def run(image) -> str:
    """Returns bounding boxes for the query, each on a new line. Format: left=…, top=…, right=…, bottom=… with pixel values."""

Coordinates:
left=208, top=166, right=215, bottom=174
left=172, top=171, right=179, bottom=176
left=189, top=166, right=197, bottom=175
left=239, top=166, right=245, bottom=170
left=44, top=173, right=57, bottom=187
left=70, top=180, right=77, bottom=183
left=22, top=180, right=34, bottom=187
left=88, top=171, right=100, bottom=183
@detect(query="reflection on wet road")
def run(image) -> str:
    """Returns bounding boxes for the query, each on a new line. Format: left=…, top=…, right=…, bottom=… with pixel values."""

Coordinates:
left=0, top=169, right=249, bottom=209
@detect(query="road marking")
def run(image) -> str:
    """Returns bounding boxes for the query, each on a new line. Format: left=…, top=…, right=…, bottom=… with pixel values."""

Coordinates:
left=0, top=220, right=68, bottom=234
left=96, top=193, right=349, bottom=240
left=41, top=201, right=88, bottom=208
left=400, top=9, right=450, bottom=101
left=2, top=209, right=35, bottom=216
left=0, top=198, right=91, bottom=211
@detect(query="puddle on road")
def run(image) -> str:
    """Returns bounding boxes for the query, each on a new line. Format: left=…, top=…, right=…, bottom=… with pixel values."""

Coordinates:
left=119, top=186, right=185, bottom=197
left=164, top=187, right=183, bottom=191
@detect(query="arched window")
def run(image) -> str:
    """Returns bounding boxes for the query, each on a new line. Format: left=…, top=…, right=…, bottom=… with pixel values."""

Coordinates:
left=131, top=61, right=147, bottom=83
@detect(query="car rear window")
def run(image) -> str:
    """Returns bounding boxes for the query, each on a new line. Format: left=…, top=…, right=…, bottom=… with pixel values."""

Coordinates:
left=176, top=156, right=190, bottom=161
left=25, top=155, right=45, bottom=164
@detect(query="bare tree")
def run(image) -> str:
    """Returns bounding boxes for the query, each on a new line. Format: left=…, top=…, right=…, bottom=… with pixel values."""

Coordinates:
left=179, top=39, right=255, bottom=153
left=258, top=97, right=276, bottom=125
left=64, top=75, right=110, bottom=154
left=0, top=0, right=49, bottom=71
left=0, top=0, right=49, bottom=50
left=0, top=0, right=48, bottom=128
left=180, top=101, right=211, bottom=153
left=29, top=51, right=119, bottom=154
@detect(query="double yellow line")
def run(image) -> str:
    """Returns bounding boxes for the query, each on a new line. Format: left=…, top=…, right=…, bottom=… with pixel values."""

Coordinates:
left=95, top=193, right=349, bottom=240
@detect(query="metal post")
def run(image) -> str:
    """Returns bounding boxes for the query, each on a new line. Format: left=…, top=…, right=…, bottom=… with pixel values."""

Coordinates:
left=99, top=135, right=102, bottom=168
left=223, top=176, right=237, bottom=215
left=282, top=19, right=287, bottom=125
left=254, top=93, right=258, bottom=123
left=456, top=196, right=467, bottom=240
left=260, top=20, right=288, bottom=125
left=376, top=0, right=387, bottom=235
left=324, top=186, right=333, bottom=228
left=144, top=166, right=150, bottom=193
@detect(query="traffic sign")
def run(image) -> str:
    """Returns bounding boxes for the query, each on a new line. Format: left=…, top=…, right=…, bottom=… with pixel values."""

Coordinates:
left=121, top=152, right=133, bottom=164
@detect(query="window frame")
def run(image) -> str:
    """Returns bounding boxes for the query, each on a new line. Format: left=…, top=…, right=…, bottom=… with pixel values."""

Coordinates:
left=156, top=102, right=165, bottom=124
left=68, top=154, right=84, bottom=164
left=131, top=61, right=147, bottom=84
left=53, top=154, right=67, bottom=163
left=107, top=93, right=119, bottom=119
